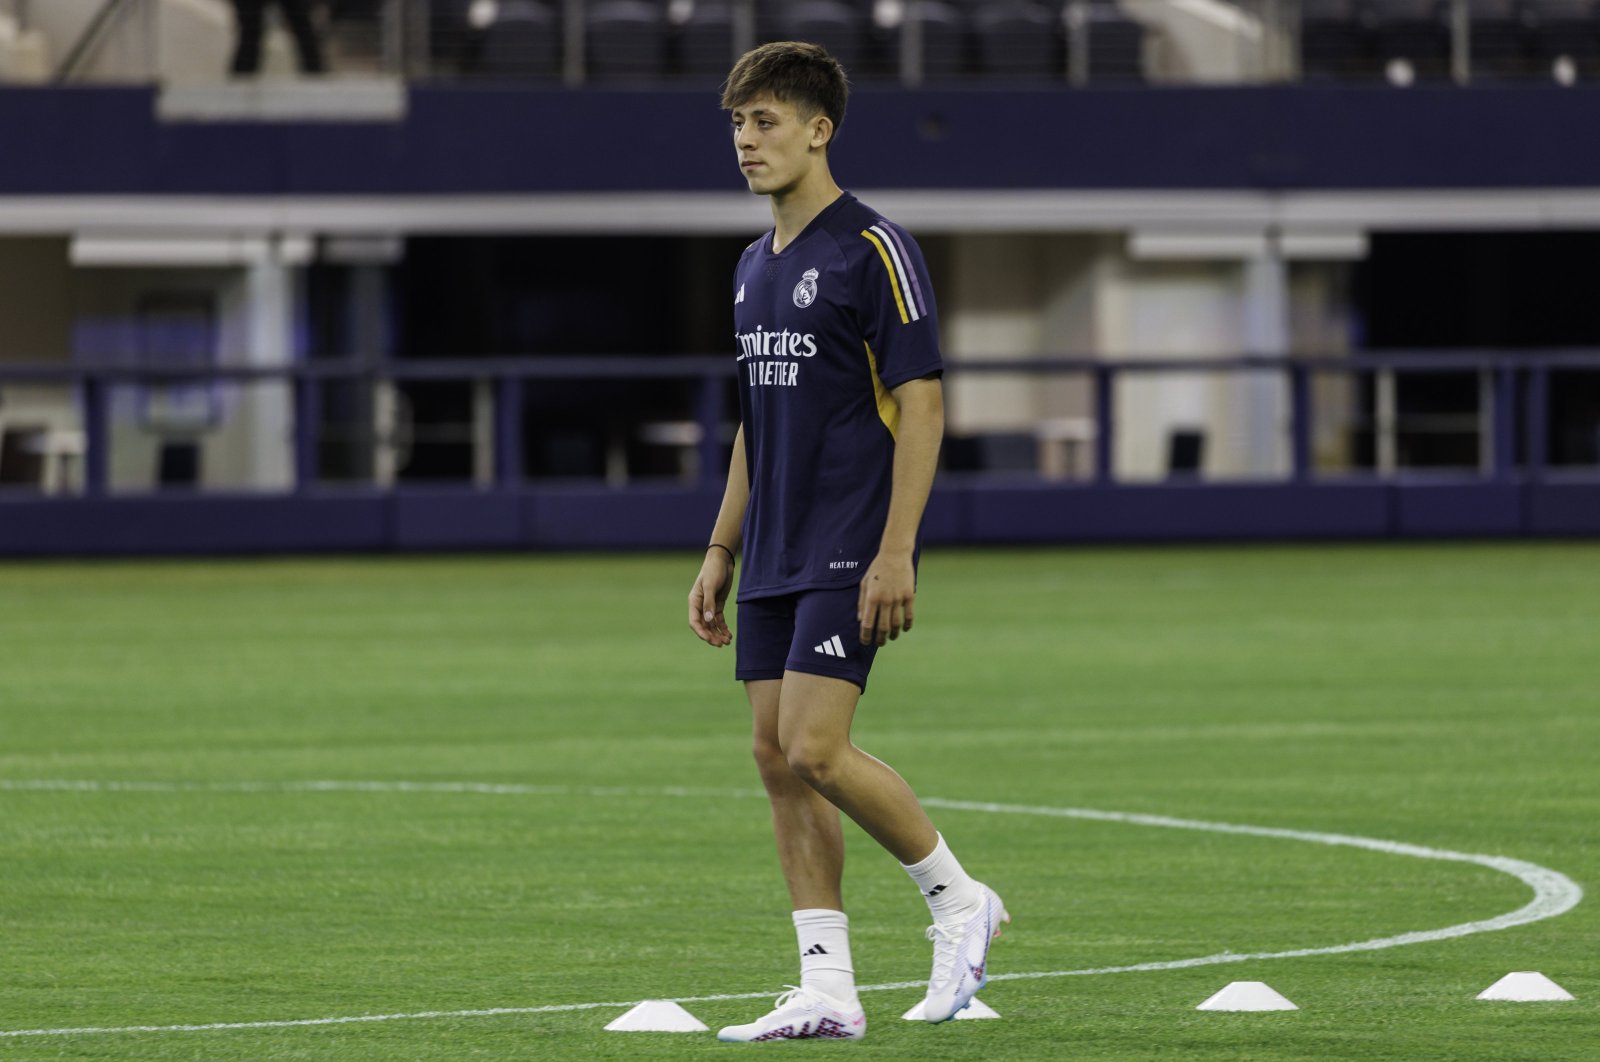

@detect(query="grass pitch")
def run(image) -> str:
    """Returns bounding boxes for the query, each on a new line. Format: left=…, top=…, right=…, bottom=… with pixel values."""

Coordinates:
left=0, top=543, right=1596, bottom=1060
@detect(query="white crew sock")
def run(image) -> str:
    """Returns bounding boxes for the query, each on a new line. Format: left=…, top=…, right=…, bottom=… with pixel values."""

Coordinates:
left=792, top=908, right=858, bottom=1006
left=902, top=833, right=982, bottom=922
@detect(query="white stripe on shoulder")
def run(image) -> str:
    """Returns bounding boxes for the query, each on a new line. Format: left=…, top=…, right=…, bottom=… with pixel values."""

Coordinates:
left=868, top=223, right=921, bottom=323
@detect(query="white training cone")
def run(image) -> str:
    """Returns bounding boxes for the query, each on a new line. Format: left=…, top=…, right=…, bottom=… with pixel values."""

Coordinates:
left=901, top=996, right=1000, bottom=1020
left=1476, top=972, right=1574, bottom=1002
left=604, top=1000, right=710, bottom=1032
left=1196, top=981, right=1299, bottom=1012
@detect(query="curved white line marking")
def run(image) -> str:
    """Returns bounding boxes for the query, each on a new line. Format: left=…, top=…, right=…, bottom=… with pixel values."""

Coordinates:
left=0, top=779, right=1581, bottom=1040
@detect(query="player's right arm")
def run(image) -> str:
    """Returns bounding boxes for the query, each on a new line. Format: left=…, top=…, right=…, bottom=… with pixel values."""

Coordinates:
left=688, top=423, right=748, bottom=648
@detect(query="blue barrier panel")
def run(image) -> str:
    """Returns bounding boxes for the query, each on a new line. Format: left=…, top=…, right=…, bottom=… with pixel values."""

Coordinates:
left=1391, top=482, right=1525, bottom=537
left=1, top=483, right=1597, bottom=555
left=2, top=352, right=1597, bottom=554
left=963, top=483, right=1393, bottom=543
left=522, top=484, right=723, bottom=549
left=0, top=494, right=390, bottom=554
left=5, top=85, right=1600, bottom=194
left=1527, top=483, right=1600, bottom=536
left=393, top=489, right=523, bottom=550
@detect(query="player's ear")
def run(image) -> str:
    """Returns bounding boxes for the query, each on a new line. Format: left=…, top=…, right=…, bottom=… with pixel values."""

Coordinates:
left=811, top=115, right=834, bottom=150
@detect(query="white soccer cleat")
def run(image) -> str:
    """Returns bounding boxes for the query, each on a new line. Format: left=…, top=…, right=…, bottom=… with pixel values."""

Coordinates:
left=716, top=986, right=867, bottom=1042
left=919, top=883, right=1009, bottom=1023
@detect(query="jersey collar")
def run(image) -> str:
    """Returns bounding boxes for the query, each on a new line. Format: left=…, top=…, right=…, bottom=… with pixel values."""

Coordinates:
left=766, top=191, right=856, bottom=257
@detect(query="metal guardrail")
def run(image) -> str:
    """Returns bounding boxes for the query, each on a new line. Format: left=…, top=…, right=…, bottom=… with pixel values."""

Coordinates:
left=1, top=350, right=1597, bottom=496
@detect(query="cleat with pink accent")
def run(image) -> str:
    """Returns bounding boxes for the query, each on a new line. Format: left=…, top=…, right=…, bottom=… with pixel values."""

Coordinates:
left=716, top=986, right=867, bottom=1043
left=919, top=883, right=1009, bottom=1023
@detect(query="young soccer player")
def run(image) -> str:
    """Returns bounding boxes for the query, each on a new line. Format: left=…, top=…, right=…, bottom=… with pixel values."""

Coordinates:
left=687, top=41, right=1007, bottom=1043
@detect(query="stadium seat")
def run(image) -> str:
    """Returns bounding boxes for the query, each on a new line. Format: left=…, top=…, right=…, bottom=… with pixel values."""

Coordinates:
left=755, top=0, right=873, bottom=33
left=588, top=0, right=670, bottom=80
left=677, top=0, right=737, bottom=78
left=1073, top=1, right=1145, bottom=82
left=477, top=0, right=562, bottom=79
left=1300, top=0, right=1380, bottom=81
left=900, top=1, right=968, bottom=80
left=1525, top=0, right=1600, bottom=81
left=1370, top=0, right=1452, bottom=82
left=429, top=0, right=480, bottom=68
left=1467, top=0, right=1534, bottom=79
left=771, top=1, right=869, bottom=71
left=971, top=1, right=1061, bottom=79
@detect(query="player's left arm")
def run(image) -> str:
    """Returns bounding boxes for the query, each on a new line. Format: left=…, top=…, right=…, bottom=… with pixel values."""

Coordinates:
left=858, top=374, right=944, bottom=647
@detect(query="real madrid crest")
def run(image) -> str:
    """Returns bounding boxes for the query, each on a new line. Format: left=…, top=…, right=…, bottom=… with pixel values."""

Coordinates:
left=793, top=267, right=819, bottom=308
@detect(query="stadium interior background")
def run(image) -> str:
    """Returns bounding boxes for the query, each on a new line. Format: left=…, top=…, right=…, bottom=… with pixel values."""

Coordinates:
left=2, top=0, right=1599, bottom=553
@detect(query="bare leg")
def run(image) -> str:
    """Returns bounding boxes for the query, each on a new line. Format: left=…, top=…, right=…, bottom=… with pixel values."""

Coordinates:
left=776, top=670, right=938, bottom=866
left=730, top=672, right=976, bottom=1039
left=747, top=678, right=844, bottom=910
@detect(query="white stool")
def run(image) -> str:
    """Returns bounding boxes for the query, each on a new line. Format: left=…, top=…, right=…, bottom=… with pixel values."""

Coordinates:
left=1035, top=416, right=1096, bottom=480
left=0, top=387, right=86, bottom=495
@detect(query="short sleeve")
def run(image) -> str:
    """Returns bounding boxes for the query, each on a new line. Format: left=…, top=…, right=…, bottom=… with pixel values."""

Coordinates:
left=855, top=221, right=943, bottom=390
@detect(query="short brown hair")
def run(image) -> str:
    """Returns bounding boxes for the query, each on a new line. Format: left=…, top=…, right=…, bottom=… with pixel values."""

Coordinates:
left=721, top=41, right=849, bottom=148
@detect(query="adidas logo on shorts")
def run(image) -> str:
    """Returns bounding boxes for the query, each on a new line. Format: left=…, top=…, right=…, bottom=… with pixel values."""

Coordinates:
left=813, top=635, right=847, bottom=657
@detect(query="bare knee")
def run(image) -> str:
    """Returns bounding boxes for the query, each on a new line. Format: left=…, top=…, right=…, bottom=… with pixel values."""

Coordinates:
left=752, top=735, right=793, bottom=787
left=783, top=739, right=841, bottom=793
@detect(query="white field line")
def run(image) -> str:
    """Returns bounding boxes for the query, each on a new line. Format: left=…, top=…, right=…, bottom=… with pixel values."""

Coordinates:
left=0, top=779, right=1582, bottom=1040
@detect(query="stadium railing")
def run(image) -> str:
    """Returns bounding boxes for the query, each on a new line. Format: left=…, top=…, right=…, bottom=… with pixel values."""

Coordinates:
left=1, top=349, right=1596, bottom=496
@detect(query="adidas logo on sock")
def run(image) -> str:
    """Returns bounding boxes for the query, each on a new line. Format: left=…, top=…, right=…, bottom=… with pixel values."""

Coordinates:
left=813, top=635, right=847, bottom=657
left=802, top=944, right=829, bottom=956
left=924, top=883, right=948, bottom=898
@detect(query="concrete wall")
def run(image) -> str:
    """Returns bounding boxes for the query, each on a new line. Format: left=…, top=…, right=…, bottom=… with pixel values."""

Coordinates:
left=940, top=233, right=1104, bottom=475
left=1104, top=255, right=1271, bottom=480
left=0, top=9, right=50, bottom=82
left=25, top=0, right=302, bottom=84
left=1124, top=0, right=1284, bottom=83
left=940, top=233, right=1355, bottom=482
left=1289, top=261, right=1361, bottom=474
left=70, top=264, right=295, bottom=492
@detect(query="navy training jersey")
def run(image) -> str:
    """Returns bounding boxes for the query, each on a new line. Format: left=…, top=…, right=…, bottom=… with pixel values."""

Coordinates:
left=732, top=192, right=943, bottom=602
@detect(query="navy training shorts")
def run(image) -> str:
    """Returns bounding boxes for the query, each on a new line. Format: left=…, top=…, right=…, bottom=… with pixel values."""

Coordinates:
left=735, top=586, right=879, bottom=693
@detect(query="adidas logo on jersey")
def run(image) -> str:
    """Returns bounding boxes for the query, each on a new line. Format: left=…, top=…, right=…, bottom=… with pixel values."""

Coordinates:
left=735, top=284, right=745, bottom=305
left=813, top=635, right=847, bottom=658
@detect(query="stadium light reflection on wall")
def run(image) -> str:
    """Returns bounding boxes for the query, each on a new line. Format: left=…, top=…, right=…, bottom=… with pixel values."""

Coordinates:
left=68, top=235, right=315, bottom=268
left=1129, top=231, right=1368, bottom=261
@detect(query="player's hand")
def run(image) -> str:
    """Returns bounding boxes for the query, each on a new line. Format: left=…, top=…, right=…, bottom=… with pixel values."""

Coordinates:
left=857, top=550, right=917, bottom=646
left=688, top=548, right=735, bottom=647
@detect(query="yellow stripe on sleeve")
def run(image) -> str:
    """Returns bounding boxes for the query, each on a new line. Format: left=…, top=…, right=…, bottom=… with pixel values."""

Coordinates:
left=863, top=341, right=901, bottom=440
left=860, top=229, right=911, bottom=325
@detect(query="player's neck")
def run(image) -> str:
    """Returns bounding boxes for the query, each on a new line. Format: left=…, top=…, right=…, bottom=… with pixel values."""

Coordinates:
left=769, top=167, right=842, bottom=254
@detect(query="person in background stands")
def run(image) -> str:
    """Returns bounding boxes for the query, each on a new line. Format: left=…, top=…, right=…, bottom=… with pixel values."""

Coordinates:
left=231, top=0, right=327, bottom=75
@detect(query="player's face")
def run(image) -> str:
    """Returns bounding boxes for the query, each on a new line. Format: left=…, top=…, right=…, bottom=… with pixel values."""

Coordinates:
left=731, top=96, right=828, bottom=198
